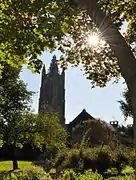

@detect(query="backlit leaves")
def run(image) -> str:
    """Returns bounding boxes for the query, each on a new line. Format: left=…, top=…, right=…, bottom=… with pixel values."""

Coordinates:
left=0, top=0, right=135, bottom=86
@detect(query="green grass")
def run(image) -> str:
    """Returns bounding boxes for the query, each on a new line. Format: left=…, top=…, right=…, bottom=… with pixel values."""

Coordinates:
left=0, top=161, right=32, bottom=171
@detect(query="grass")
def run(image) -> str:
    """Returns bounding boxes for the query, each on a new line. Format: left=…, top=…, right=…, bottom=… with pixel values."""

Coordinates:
left=0, top=161, right=32, bottom=171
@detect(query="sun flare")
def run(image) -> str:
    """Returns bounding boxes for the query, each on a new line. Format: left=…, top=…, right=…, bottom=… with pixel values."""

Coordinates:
left=88, top=33, right=99, bottom=46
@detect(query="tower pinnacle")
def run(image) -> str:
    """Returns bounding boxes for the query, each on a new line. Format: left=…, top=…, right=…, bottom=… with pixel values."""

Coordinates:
left=49, top=55, right=59, bottom=74
left=42, top=64, right=46, bottom=75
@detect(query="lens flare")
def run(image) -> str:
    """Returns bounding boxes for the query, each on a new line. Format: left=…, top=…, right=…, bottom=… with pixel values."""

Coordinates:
left=88, top=34, right=99, bottom=46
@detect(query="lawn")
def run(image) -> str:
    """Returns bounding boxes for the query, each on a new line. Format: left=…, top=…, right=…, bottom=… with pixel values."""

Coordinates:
left=0, top=161, right=32, bottom=171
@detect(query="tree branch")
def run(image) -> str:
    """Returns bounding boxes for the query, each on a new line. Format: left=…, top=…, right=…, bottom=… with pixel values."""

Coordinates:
left=74, top=0, right=136, bottom=83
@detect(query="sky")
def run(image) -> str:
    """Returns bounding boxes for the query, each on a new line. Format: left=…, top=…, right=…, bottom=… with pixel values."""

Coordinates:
left=20, top=51, right=133, bottom=126
left=20, top=21, right=133, bottom=126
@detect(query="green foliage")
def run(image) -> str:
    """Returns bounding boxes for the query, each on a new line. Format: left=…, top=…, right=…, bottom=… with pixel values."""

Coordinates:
left=0, top=64, right=33, bottom=146
left=4, top=166, right=52, bottom=180
left=2, top=167, right=103, bottom=180
left=0, top=0, right=135, bottom=87
left=21, top=113, right=68, bottom=151
left=118, top=89, right=133, bottom=120
left=79, top=170, right=103, bottom=180
left=122, top=165, right=135, bottom=174
left=112, top=148, right=130, bottom=174
left=127, top=149, right=136, bottom=169
left=106, top=174, right=135, bottom=180
left=54, top=145, right=134, bottom=176
left=71, top=119, right=118, bottom=147
left=0, top=64, right=67, bottom=162
left=0, top=64, right=34, bottom=169
left=59, top=169, right=102, bottom=180
left=54, top=146, right=112, bottom=175
left=0, top=163, right=134, bottom=180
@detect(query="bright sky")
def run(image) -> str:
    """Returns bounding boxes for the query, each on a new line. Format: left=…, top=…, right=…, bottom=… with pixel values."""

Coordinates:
left=20, top=51, right=133, bottom=126
left=20, top=21, right=133, bottom=126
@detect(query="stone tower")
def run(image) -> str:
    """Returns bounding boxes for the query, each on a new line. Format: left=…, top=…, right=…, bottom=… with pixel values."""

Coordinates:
left=38, top=55, right=65, bottom=127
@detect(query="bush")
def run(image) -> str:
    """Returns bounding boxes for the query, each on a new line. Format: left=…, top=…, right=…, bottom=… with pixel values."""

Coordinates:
left=54, top=145, right=134, bottom=176
left=54, top=146, right=112, bottom=175
left=70, top=119, right=118, bottom=147
left=79, top=170, right=103, bottom=180
left=59, top=169, right=103, bottom=180
left=34, top=150, right=57, bottom=171
left=106, top=174, right=135, bottom=180
left=128, top=149, right=136, bottom=169
left=4, top=165, right=52, bottom=180
left=2, top=167, right=134, bottom=180
left=111, top=147, right=132, bottom=175
left=82, top=146, right=112, bottom=175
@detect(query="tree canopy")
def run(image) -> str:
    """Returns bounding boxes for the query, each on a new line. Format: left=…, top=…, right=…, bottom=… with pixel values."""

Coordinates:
left=1, top=0, right=136, bottom=146
left=0, top=0, right=135, bottom=86
left=20, top=113, right=68, bottom=151
left=0, top=65, right=67, bottom=169
left=0, top=64, right=33, bottom=144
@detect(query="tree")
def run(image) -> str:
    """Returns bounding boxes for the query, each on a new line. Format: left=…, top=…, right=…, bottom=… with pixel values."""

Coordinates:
left=0, top=64, right=33, bottom=170
left=19, top=113, right=68, bottom=152
left=0, top=65, right=67, bottom=170
left=0, top=0, right=136, bottom=146
left=118, top=88, right=133, bottom=120
left=0, top=69, right=67, bottom=170
left=73, top=0, right=136, bottom=149
left=70, top=119, right=118, bottom=148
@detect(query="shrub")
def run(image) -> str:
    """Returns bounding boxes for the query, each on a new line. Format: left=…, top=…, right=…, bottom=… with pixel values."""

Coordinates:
left=54, top=146, right=112, bottom=175
left=34, top=150, right=57, bottom=171
left=79, top=170, right=103, bottom=180
left=54, top=145, right=133, bottom=176
left=4, top=165, right=52, bottom=180
left=111, top=147, right=131, bottom=175
left=128, top=149, right=136, bottom=169
left=82, top=145, right=112, bottom=175
left=106, top=174, right=135, bottom=180
left=59, top=169, right=103, bottom=180
left=21, top=166, right=52, bottom=179
left=54, top=148, right=84, bottom=173
left=70, top=119, right=118, bottom=147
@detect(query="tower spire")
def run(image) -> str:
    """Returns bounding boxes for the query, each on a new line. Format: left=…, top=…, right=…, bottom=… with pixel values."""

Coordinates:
left=41, top=64, right=46, bottom=84
left=39, top=64, right=46, bottom=113
left=42, top=64, right=46, bottom=74
left=49, top=55, right=59, bottom=74
left=61, top=68, right=65, bottom=127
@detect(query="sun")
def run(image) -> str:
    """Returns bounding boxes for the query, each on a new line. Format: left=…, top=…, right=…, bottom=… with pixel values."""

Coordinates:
left=88, top=33, right=99, bottom=46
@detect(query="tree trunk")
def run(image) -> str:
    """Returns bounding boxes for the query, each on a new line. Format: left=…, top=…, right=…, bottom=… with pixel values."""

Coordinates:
left=12, top=140, right=19, bottom=170
left=12, top=158, right=18, bottom=170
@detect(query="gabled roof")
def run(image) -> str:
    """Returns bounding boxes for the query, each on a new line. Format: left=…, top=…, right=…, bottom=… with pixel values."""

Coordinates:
left=69, top=109, right=94, bottom=128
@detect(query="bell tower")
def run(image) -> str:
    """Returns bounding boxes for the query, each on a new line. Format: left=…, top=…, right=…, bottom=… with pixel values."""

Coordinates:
left=38, top=55, right=65, bottom=127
